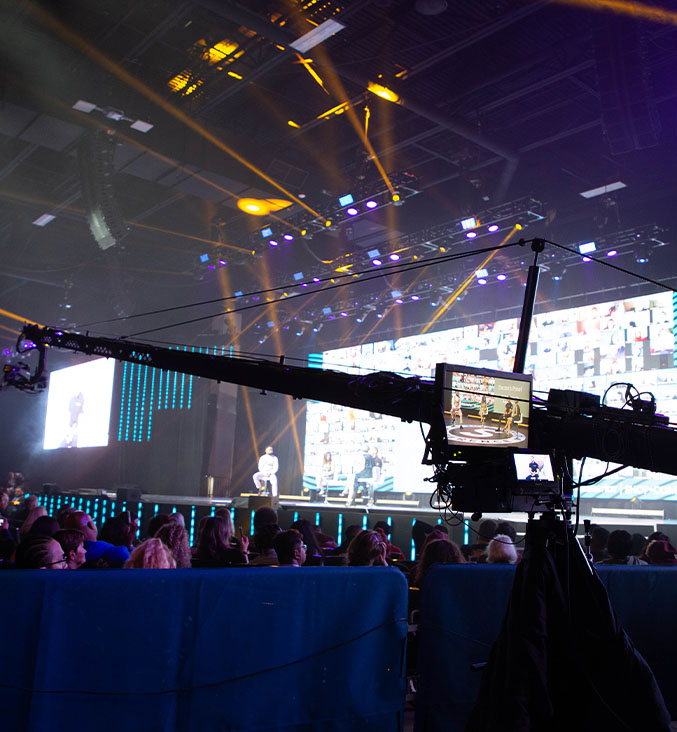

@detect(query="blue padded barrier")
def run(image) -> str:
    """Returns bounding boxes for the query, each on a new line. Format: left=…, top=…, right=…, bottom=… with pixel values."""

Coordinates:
left=0, top=567, right=408, bottom=732
left=415, top=565, right=677, bottom=732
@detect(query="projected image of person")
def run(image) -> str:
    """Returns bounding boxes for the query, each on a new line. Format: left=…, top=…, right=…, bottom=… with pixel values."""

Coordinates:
left=316, top=451, right=334, bottom=500
left=526, top=456, right=542, bottom=480
left=450, top=392, right=463, bottom=426
left=61, top=391, right=84, bottom=448
left=253, top=446, right=279, bottom=497
left=498, top=398, right=513, bottom=432
left=479, top=395, right=489, bottom=426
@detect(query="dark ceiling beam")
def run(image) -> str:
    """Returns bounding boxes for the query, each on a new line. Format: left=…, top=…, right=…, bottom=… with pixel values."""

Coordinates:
left=404, top=2, right=547, bottom=80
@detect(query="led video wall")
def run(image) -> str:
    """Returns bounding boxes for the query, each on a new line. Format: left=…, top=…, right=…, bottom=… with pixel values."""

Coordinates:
left=303, top=291, right=676, bottom=501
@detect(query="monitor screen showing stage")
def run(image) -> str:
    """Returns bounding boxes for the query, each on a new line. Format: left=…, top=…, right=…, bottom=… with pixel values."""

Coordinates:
left=43, top=358, right=116, bottom=450
left=302, top=290, right=676, bottom=501
left=436, top=364, right=532, bottom=449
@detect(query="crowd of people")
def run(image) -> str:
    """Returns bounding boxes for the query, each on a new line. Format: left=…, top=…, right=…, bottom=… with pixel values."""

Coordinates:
left=1, top=485, right=676, bottom=581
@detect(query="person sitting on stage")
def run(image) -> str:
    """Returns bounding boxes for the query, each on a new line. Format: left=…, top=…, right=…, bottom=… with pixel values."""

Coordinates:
left=252, top=446, right=279, bottom=497
left=64, top=511, right=130, bottom=568
left=409, top=538, right=465, bottom=588
left=487, top=534, right=518, bottom=564
left=597, top=530, right=647, bottom=565
left=273, top=530, right=307, bottom=567
left=15, top=535, right=67, bottom=569
left=192, top=516, right=248, bottom=566
left=54, top=528, right=87, bottom=570
left=125, top=538, right=176, bottom=569
left=347, top=530, right=388, bottom=567
left=155, top=520, right=192, bottom=568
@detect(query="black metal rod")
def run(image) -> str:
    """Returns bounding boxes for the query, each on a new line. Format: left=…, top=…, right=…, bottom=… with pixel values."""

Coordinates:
left=513, top=263, right=540, bottom=373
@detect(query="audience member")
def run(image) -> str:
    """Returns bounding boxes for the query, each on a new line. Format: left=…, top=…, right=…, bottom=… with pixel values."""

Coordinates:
left=27, top=515, right=59, bottom=538
left=495, top=520, right=517, bottom=544
left=337, top=524, right=362, bottom=555
left=589, top=525, right=610, bottom=563
left=248, top=523, right=279, bottom=565
left=14, top=535, right=67, bottom=569
left=0, top=491, right=10, bottom=520
left=125, top=538, right=176, bottom=569
left=410, top=539, right=465, bottom=588
left=639, top=531, right=670, bottom=563
left=597, top=530, right=647, bottom=565
left=348, top=530, right=388, bottom=567
left=55, top=529, right=87, bottom=569
left=169, top=511, right=186, bottom=527
left=64, top=511, right=130, bottom=567
left=374, top=521, right=407, bottom=562
left=630, top=532, right=646, bottom=558
left=56, top=505, right=76, bottom=528
left=487, top=534, right=518, bottom=565
left=101, top=513, right=138, bottom=551
left=291, top=519, right=323, bottom=566
left=313, top=524, right=338, bottom=551
left=646, top=539, right=677, bottom=566
left=19, top=505, right=47, bottom=538
left=155, top=520, right=192, bottom=568
left=273, top=530, right=306, bottom=566
left=193, top=516, right=248, bottom=566
left=250, top=506, right=279, bottom=556
left=147, top=513, right=171, bottom=540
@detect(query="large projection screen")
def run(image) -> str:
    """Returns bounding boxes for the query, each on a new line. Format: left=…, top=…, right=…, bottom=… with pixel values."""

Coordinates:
left=303, top=291, right=676, bottom=501
left=43, top=358, right=116, bottom=450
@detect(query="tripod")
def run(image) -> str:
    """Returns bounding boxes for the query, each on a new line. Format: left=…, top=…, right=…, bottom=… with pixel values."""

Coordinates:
left=465, top=510, right=671, bottom=732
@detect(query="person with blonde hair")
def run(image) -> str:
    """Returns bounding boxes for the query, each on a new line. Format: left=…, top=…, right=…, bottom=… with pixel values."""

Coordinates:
left=487, top=534, right=518, bottom=564
left=347, top=530, right=388, bottom=567
left=124, top=538, right=176, bottom=569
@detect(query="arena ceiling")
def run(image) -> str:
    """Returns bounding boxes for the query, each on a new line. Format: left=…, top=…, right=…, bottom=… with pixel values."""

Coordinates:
left=1, top=0, right=676, bottom=356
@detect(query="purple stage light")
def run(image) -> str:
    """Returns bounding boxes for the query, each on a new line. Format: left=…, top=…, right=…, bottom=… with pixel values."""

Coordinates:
left=207, top=264, right=216, bottom=270
left=346, top=207, right=359, bottom=216
left=395, top=298, right=403, bottom=304
left=365, top=200, right=378, bottom=209
left=283, top=234, right=294, bottom=241
left=302, top=283, right=308, bottom=287
left=389, top=253, right=400, bottom=261
left=487, top=224, right=499, bottom=233
left=218, top=260, right=227, bottom=266
left=372, top=259, right=382, bottom=266
left=477, top=278, right=487, bottom=285
left=582, top=256, right=592, bottom=262
left=410, top=295, right=420, bottom=301
left=607, top=249, right=618, bottom=257
left=313, top=277, right=321, bottom=282
left=340, top=312, right=348, bottom=317
left=496, top=273, right=507, bottom=281
left=269, top=240, right=279, bottom=247
left=466, top=231, right=477, bottom=239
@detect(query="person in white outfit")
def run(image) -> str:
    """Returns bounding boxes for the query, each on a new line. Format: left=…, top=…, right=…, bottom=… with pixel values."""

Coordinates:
left=253, top=446, right=279, bottom=497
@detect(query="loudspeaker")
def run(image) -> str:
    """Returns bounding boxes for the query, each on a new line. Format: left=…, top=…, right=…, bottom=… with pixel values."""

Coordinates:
left=116, top=484, right=142, bottom=502
left=42, top=483, right=60, bottom=496
left=248, top=495, right=279, bottom=511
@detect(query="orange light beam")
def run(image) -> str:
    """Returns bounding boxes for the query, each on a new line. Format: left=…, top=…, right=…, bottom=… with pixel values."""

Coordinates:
left=295, top=53, right=330, bottom=94
left=28, top=1, right=324, bottom=221
left=0, top=309, right=42, bottom=327
left=421, top=229, right=517, bottom=335
left=0, top=324, right=22, bottom=336
left=551, top=0, right=677, bottom=25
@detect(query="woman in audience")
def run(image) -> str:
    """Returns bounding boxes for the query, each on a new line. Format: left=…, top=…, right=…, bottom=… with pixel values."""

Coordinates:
left=248, top=523, right=279, bottom=565
left=125, top=538, right=176, bottom=569
left=193, top=516, right=248, bottom=566
left=487, top=534, right=518, bottom=564
left=14, top=535, right=67, bottom=569
left=410, top=538, right=465, bottom=588
left=646, top=539, right=677, bottom=565
left=125, top=539, right=176, bottom=569
left=347, top=529, right=388, bottom=567
left=597, top=530, right=647, bottom=565
left=147, top=513, right=171, bottom=540
left=155, top=520, right=192, bottom=568
left=100, top=513, right=137, bottom=550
